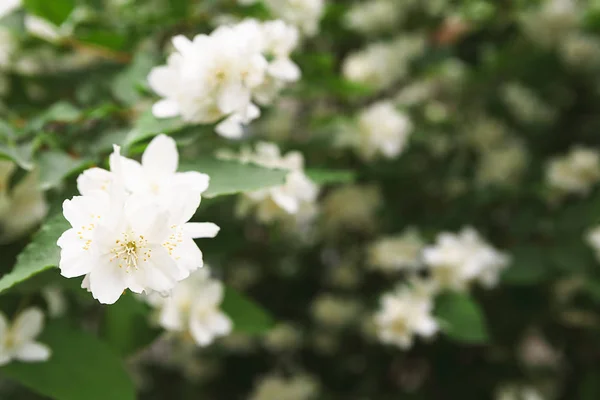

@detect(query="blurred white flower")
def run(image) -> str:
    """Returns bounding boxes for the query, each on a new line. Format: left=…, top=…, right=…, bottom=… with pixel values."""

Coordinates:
left=0, top=308, right=51, bottom=366
left=368, top=229, right=424, bottom=273
left=518, top=329, right=562, bottom=369
left=476, top=139, right=528, bottom=187
left=264, top=0, right=324, bottom=36
left=349, top=101, right=413, bottom=161
left=521, top=0, right=579, bottom=48
left=146, top=268, right=232, bottom=347
left=228, top=142, right=320, bottom=226
left=0, top=0, right=20, bottom=18
left=0, top=161, right=48, bottom=244
left=263, top=322, right=303, bottom=352
left=422, top=227, right=510, bottom=291
left=25, top=15, right=64, bottom=43
left=500, top=83, right=554, bottom=124
left=375, top=285, right=438, bottom=349
left=0, top=28, right=17, bottom=71
left=311, top=294, right=362, bottom=328
left=59, top=143, right=219, bottom=304
left=546, top=146, right=600, bottom=196
left=149, top=19, right=301, bottom=138
left=344, top=0, right=403, bottom=35
left=42, top=286, right=68, bottom=318
left=586, top=225, right=600, bottom=262
left=249, top=374, right=319, bottom=400
left=343, top=35, right=426, bottom=91
left=496, top=384, right=545, bottom=400
left=560, top=33, right=600, bottom=69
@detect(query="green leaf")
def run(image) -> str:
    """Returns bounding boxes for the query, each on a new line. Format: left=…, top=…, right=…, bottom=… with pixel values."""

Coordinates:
left=306, top=168, right=356, bottom=185
left=123, top=110, right=184, bottom=150
left=29, top=102, right=82, bottom=131
left=501, top=246, right=549, bottom=285
left=1, top=321, right=135, bottom=400
left=101, top=293, right=161, bottom=356
left=37, top=151, right=91, bottom=190
left=23, top=0, right=75, bottom=26
left=435, top=292, right=489, bottom=344
left=180, top=158, right=287, bottom=198
left=0, top=214, right=68, bottom=294
left=0, top=142, right=34, bottom=170
left=221, top=286, right=274, bottom=335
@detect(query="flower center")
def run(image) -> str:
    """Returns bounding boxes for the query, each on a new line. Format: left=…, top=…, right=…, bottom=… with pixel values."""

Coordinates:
left=110, top=232, right=150, bottom=271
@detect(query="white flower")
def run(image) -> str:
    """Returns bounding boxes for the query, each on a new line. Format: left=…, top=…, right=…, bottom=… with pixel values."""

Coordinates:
left=146, top=268, right=232, bottom=347
left=231, top=142, right=320, bottom=225
left=352, top=101, right=413, bottom=160
left=249, top=374, right=319, bottom=400
left=311, top=294, right=362, bottom=328
left=263, top=322, right=302, bottom=352
left=586, top=225, right=600, bottom=262
left=59, top=143, right=219, bottom=304
left=148, top=19, right=301, bottom=138
left=344, top=0, right=403, bottom=35
left=0, top=0, right=20, bottom=19
left=476, top=139, right=528, bottom=187
left=546, top=146, right=600, bottom=196
left=263, top=0, right=324, bottom=36
left=496, top=384, right=545, bottom=400
left=422, top=227, right=510, bottom=291
left=368, top=229, right=424, bottom=272
left=375, top=285, right=438, bottom=349
left=321, top=184, right=382, bottom=235
left=0, top=27, right=17, bottom=70
left=0, top=308, right=51, bottom=366
left=0, top=161, right=48, bottom=244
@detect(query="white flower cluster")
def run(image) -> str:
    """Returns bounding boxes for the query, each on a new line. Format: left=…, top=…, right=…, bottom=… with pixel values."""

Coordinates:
left=58, top=134, right=219, bottom=304
left=344, top=0, right=404, bottom=35
left=238, top=0, right=324, bottom=36
left=423, top=227, right=510, bottom=291
left=353, top=101, right=413, bottom=161
left=375, top=284, right=438, bottom=349
left=148, top=19, right=301, bottom=138
left=145, top=267, right=232, bottom=347
left=546, top=146, right=600, bottom=196
left=586, top=226, right=600, bottom=262
left=496, top=384, right=545, bottom=400
left=343, top=35, right=426, bottom=91
left=220, top=142, right=319, bottom=226
left=0, top=161, right=47, bottom=243
left=0, top=307, right=51, bottom=366
left=249, top=374, right=319, bottom=400
left=372, top=227, right=509, bottom=348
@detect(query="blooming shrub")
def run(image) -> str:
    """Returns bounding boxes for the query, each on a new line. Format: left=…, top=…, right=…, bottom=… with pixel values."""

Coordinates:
left=0, top=0, right=600, bottom=399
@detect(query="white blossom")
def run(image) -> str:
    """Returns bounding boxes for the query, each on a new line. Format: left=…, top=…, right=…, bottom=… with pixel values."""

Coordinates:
left=0, top=0, right=20, bottom=19
left=311, top=294, right=362, bottom=328
left=249, top=374, right=319, bottom=400
left=344, top=0, right=403, bottom=35
left=0, top=308, right=51, bottom=366
left=546, top=147, right=600, bottom=196
left=0, top=161, right=48, bottom=244
left=145, top=268, right=232, bottom=347
left=148, top=19, right=301, bottom=138
left=496, top=384, right=545, bottom=400
left=476, top=139, right=528, bottom=187
left=375, top=285, right=438, bottom=349
left=422, top=227, right=510, bottom=291
left=321, top=184, right=382, bottom=235
left=262, top=0, right=324, bottom=36
left=368, top=229, right=424, bottom=272
left=586, top=225, right=600, bottom=262
left=59, top=137, right=219, bottom=304
left=352, top=101, right=413, bottom=161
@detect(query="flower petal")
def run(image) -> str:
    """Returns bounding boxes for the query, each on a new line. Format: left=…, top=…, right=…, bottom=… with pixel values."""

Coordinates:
left=206, top=312, right=232, bottom=336
left=15, top=342, right=51, bottom=362
left=152, top=100, right=180, bottom=118
left=89, top=262, right=127, bottom=304
left=76, top=168, right=112, bottom=196
left=142, top=134, right=178, bottom=176
left=12, top=307, right=44, bottom=343
left=183, top=222, right=220, bottom=238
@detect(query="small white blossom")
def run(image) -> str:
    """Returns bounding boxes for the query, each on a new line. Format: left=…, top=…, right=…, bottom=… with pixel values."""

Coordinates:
left=146, top=268, right=232, bottom=347
left=59, top=138, right=219, bottom=304
left=344, top=0, right=403, bottom=35
left=496, top=384, right=545, bottom=400
left=476, top=139, right=528, bottom=187
left=352, top=101, right=413, bottom=161
left=263, top=322, right=303, bottom=352
left=368, top=229, right=424, bottom=272
left=321, top=184, right=382, bottom=236
left=0, top=308, right=51, bottom=366
left=546, top=147, right=600, bottom=196
left=422, top=227, right=510, bottom=291
left=375, top=285, right=438, bottom=349
left=0, top=0, right=20, bottom=19
left=586, top=225, right=600, bottom=262
left=263, top=0, right=324, bottom=36
left=42, top=286, right=68, bottom=318
left=249, top=374, right=319, bottom=400
left=311, top=294, right=362, bottom=328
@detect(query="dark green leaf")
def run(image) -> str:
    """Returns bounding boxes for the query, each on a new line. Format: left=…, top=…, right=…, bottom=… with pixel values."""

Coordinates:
left=435, top=292, right=489, bottom=344
left=306, top=168, right=356, bottom=185
left=37, top=151, right=91, bottom=190
left=221, top=286, right=274, bottom=335
left=1, top=321, right=135, bottom=400
left=0, top=214, right=68, bottom=294
left=23, top=0, right=75, bottom=26
left=181, top=158, right=287, bottom=198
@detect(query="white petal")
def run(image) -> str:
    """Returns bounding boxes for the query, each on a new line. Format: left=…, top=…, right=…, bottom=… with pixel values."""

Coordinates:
left=0, top=354, right=11, bottom=366
left=189, top=317, right=215, bottom=347
left=15, top=342, right=51, bottom=362
left=217, top=82, right=249, bottom=114
left=136, top=246, right=180, bottom=292
left=119, top=156, right=145, bottom=193
left=162, top=189, right=201, bottom=225
left=268, top=58, right=301, bottom=81
left=197, top=280, right=224, bottom=306
left=89, top=263, right=127, bottom=304
left=152, top=100, right=180, bottom=118
left=142, top=134, right=179, bottom=176
left=158, top=302, right=184, bottom=331
left=125, top=196, right=170, bottom=244
left=171, top=236, right=203, bottom=277
left=172, top=35, right=193, bottom=54
left=183, top=223, right=220, bottom=238
left=148, top=66, right=177, bottom=97
left=215, top=116, right=244, bottom=139
left=76, top=168, right=112, bottom=196
left=12, top=308, right=44, bottom=343
left=271, top=190, right=299, bottom=214
left=171, top=171, right=210, bottom=195
left=206, top=312, right=232, bottom=335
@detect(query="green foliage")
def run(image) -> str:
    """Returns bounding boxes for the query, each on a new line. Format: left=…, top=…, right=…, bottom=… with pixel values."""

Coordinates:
left=435, top=292, right=490, bottom=344
left=221, top=286, right=275, bottom=334
left=1, top=322, right=135, bottom=400
left=23, top=0, right=75, bottom=26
